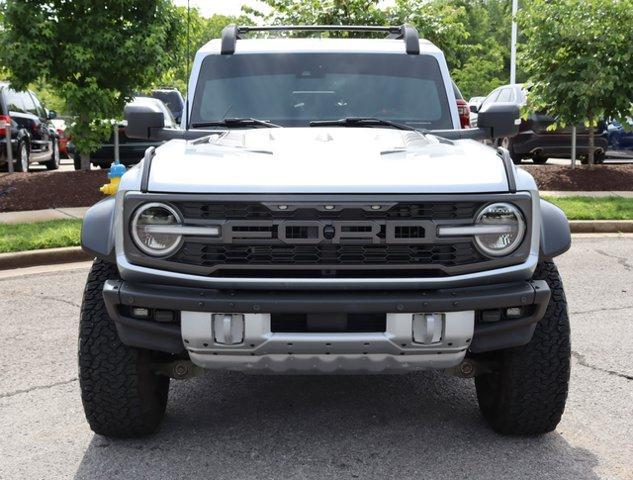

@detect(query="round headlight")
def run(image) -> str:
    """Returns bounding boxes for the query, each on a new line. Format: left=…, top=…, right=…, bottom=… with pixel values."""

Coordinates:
left=474, top=203, right=526, bottom=257
left=131, top=203, right=183, bottom=257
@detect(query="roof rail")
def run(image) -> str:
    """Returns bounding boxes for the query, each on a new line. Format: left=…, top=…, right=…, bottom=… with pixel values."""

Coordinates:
left=220, top=24, right=420, bottom=56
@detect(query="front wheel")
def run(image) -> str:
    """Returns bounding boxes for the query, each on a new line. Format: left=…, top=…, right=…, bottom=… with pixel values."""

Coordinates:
left=498, top=137, right=522, bottom=164
left=475, top=261, right=571, bottom=435
left=43, top=140, right=60, bottom=170
left=15, top=141, right=29, bottom=172
left=78, top=259, right=170, bottom=438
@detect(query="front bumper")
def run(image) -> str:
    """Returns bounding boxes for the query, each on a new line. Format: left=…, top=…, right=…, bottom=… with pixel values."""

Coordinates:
left=103, top=279, right=550, bottom=374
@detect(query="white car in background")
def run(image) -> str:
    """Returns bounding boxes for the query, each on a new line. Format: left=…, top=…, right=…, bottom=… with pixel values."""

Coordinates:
left=468, top=96, right=485, bottom=127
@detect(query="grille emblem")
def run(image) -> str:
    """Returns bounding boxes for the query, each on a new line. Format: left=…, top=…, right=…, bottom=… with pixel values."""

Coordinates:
left=323, top=225, right=336, bottom=239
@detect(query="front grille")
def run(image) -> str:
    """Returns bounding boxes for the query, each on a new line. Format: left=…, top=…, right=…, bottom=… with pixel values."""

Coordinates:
left=166, top=201, right=489, bottom=276
left=125, top=197, right=530, bottom=278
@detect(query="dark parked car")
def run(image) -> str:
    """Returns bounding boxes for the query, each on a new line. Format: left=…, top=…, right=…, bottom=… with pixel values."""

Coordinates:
left=0, top=82, right=60, bottom=172
left=71, top=97, right=178, bottom=169
left=475, top=83, right=608, bottom=164
left=151, top=88, right=185, bottom=124
left=606, top=118, right=633, bottom=157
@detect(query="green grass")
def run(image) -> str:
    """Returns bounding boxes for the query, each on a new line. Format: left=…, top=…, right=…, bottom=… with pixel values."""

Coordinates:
left=0, top=219, right=82, bottom=253
left=0, top=197, right=631, bottom=254
left=542, top=196, right=633, bottom=220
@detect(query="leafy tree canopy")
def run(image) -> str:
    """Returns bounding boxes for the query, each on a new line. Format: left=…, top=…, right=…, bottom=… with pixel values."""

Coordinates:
left=157, top=8, right=249, bottom=93
left=519, top=0, right=633, bottom=163
left=0, top=0, right=175, bottom=161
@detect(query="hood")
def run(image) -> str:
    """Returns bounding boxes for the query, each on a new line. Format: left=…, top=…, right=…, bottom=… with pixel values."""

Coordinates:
left=147, top=128, right=509, bottom=193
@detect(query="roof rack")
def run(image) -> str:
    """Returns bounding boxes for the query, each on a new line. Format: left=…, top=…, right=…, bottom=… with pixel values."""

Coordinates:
left=220, top=24, right=420, bottom=56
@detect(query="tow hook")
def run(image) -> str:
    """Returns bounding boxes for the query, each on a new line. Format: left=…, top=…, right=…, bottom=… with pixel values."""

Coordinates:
left=154, top=360, right=204, bottom=380
left=446, top=359, right=490, bottom=378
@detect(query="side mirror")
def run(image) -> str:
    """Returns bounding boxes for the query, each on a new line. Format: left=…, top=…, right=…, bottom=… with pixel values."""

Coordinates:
left=47, top=110, right=57, bottom=120
left=469, top=105, right=478, bottom=114
left=124, top=102, right=166, bottom=140
left=476, top=102, right=520, bottom=139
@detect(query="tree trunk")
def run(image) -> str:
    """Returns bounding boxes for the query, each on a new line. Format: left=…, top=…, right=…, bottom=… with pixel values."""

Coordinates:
left=587, top=124, right=595, bottom=166
left=80, top=153, right=91, bottom=171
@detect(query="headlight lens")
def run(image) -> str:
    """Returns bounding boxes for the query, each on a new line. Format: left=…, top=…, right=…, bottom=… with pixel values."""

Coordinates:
left=131, top=203, right=183, bottom=257
left=474, top=203, right=526, bottom=257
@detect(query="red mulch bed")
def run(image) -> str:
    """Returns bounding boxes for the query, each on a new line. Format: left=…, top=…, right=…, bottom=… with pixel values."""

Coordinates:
left=0, top=170, right=107, bottom=212
left=521, top=164, right=633, bottom=191
left=0, top=165, right=632, bottom=214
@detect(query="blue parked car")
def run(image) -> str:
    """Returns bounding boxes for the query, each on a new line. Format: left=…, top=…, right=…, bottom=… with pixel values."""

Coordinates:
left=606, top=118, right=633, bottom=157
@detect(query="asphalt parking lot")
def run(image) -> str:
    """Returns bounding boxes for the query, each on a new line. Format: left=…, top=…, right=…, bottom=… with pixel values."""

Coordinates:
left=1, top=235, right=632, bottom=480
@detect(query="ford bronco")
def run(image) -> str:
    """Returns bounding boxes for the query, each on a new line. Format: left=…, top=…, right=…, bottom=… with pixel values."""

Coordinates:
left=79, top=25, right=571, bottom=438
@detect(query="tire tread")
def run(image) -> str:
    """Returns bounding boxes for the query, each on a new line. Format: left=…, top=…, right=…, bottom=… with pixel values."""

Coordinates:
left=78, top=259, right=169, bottom=438
left=475, top=261, right=571, bottom=435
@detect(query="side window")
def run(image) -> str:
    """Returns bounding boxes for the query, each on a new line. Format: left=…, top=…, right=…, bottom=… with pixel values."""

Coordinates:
left=160, top=103, right=176, bottom=128
left=29, top=92, right=47, bottom=118
left=497, top=88, right=512, bottom=102
left=480, top=89, right=500, bottom=110
left=19, top=92, right=37, bottom=115
left=6, top=89, right=24, bottom=113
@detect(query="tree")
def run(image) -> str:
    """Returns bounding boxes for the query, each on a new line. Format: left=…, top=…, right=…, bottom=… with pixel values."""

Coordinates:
left=255, top=0, right=387, bottom=28
left=157, top=9, right=248, bottom=93
left=0, top=0, right=175, bottom=169
left=391, top=0, right=469, bottom=69
left=519, top=0, right=633, bottom=165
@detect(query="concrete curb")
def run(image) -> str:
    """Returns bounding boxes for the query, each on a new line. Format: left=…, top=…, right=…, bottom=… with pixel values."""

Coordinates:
left=0, top=207, right=89, bottom=225
left=0, top=247, right=91, bottom=271
left=569, top=220, right=633, bottom=233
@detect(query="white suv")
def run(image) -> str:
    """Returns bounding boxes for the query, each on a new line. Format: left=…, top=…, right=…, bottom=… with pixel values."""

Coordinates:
left=78, top=25, right=572, bottom=438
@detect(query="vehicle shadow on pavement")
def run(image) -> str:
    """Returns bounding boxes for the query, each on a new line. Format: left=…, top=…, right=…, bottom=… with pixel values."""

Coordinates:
left=74, top=371, right=600, bottom=480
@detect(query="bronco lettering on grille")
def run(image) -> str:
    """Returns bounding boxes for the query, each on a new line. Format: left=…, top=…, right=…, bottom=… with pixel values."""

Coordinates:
left=220, top=220, right=435, bottom=244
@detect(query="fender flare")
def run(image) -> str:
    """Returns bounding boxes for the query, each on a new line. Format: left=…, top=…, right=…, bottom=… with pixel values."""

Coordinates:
left=81, top=196, right=116, bottom=262
left=539, top=199, right=571, bottom=260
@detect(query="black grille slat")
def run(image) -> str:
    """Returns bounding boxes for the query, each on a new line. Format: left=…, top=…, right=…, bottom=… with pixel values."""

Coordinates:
left=174, top=243, right=483, bottom=268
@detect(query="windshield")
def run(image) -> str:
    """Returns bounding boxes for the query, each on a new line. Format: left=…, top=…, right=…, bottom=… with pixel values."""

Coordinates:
left=190, top=53, right=452, bottom=129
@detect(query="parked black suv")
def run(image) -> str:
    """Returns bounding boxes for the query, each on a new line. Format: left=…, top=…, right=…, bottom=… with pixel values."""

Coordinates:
left=150, top=88, right=185, bottom=124
left=0, top=82, right=60, bottom=172
left=475, top=83, right=608, bottom=164
left=70, top=97, right=178, bottom=169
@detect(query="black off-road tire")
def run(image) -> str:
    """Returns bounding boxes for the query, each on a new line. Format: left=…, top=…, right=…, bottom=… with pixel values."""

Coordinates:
left=498, top=137, right=522, bottom=164
left=73, top=153, right=82, bottom=170
left=43, top=140, right=60, bottom=170
left=15, top=141, right=29, bottom=172
left=475, top=261, right=571, bottom=436
left=532, top=154, right=548, bottom=164
left=79, top=259, right=170, bottom=438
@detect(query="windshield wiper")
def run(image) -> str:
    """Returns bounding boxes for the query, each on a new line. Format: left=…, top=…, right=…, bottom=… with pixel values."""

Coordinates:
left=309, top=117, right=419, bottom=131
left=191, top=118, right=282, bottom=129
